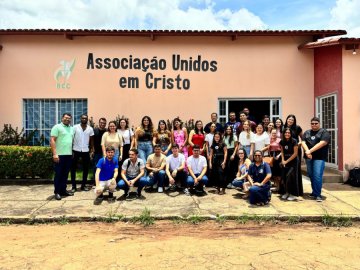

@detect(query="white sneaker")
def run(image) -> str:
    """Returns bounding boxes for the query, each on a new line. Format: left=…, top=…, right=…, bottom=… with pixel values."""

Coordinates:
left=158, top=187, right=163, bottom=193
left=281, top=193, right=289, bottom=200
left=316, top=196, right=323, bottom=202
left=287, top=195, right=297, bottom=201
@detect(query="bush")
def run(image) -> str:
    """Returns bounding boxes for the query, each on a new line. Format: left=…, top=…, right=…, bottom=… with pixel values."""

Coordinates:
left=0, top=146, right=53, bottom=179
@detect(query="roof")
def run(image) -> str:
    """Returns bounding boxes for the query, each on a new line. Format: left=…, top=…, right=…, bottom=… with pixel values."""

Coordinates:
left=0, top=29, right=347, bottom=40
left=299, top=37, right=360, bottom=49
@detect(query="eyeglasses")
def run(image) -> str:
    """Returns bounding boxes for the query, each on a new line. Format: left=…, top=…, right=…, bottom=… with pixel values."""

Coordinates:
left=254, top=154, right=261, bottom=157
left=311, top=122, right=319, bottom=125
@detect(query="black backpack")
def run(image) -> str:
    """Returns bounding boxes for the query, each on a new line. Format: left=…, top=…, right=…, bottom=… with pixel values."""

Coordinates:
left=345, top=167, right=360, bottom=187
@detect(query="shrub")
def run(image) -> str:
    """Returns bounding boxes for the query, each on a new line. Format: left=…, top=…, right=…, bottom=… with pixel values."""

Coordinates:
left=0, top=145, right=53, bottom=179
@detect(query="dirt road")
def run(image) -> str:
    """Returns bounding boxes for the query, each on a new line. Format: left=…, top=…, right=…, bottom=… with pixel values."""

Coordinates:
left=1, top=221, right=359, bottom=270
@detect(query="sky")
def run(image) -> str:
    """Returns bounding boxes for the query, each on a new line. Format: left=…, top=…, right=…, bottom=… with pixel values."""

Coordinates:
left=0, top=0, right=360, bottom=37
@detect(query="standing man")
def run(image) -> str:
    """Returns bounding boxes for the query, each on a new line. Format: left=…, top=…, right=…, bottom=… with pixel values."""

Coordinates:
left=93, top=118, right=107, bottom=181
left=118, top=148, right=148, bottom=198
left=224, top=111, right=240, bottom=135
left=146, top=144, right=167, bottom=193
left=165, top=144, right=187, bottom=191
left=247, top=150, right=272, bottom=205
left=50, top=113, right=75, bottom=200
left=186, top=144, right=209, bottom=195
left=238, top=111, right=257, bottom=133
left=204, top=112, right=224, bottom=134
left=243, top=107, right=257, bottom=124
left=94, top=146, right=118, bottom=203
left=301, top=117, right=330, bottom=202
left=71, top=114, right=94, bottom=192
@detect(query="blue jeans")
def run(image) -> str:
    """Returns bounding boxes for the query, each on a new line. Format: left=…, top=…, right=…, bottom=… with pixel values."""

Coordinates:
left=53, top=155, right=72, bottom=194
left=243, top=145, right=251, bottom=156
left=249, top=184, right=271, bottom=205
left=306, top=159, right=325, bottom=198
left=147, top=170, right=166, bottom=187
left=138, top=141, right=153, bottom=165
left=232, top=179, right=245, bottom=188
left=186, top=173, right=209, bottom=188
left=117, top=175, right=148, bottom=195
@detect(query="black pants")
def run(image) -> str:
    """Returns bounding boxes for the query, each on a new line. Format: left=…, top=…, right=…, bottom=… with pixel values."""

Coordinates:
left=212, top=158, right=226, bottom=188
left=226, top=148, right=238, bottom=183
left=71, top=150, right=90, bottom=188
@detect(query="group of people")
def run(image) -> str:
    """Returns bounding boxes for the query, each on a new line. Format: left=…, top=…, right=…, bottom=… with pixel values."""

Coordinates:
left=50, top=108, right=330, bottom=206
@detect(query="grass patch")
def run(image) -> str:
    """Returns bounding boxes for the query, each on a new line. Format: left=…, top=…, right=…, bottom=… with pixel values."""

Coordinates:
left=171, top=217, right=185, bottom=224
left=252, top=215, right=275, bottom=224
left=0, top=219, right=12, bottom=226
left=287, top=216, right=301, bottom=225
left=187, top=215, right=205, bottom=225
left=215, top=214, right=226, bottom=224
left=130, top=208, right=154, bottom=226
left=236, top=214, right=251, bottom=224
left=57, top=215, right=70, bottom=225
left=322, top=212, right=353, bottom=227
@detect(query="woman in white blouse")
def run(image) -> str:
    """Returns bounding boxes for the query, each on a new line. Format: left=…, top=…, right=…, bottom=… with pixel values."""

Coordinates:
left=117, top=118, right=134, bottom=167
left=238, top=120, right=255, bottom=159
left=253, top=123, right=270, bottom=156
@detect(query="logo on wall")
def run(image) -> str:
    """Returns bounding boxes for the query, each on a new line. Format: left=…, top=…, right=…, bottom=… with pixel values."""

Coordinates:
left=54, top=59, right=76, bottom=89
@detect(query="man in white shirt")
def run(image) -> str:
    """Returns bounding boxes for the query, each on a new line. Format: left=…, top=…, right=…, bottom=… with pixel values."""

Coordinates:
left=186, top=144, right=208, bottom=195
left=70, top=114, right=94, bottom=192
left=165, top=144, right=187, bottom=191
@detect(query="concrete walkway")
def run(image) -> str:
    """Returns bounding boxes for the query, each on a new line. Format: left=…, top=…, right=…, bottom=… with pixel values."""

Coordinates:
left=0, top=177, right=359, bottom=223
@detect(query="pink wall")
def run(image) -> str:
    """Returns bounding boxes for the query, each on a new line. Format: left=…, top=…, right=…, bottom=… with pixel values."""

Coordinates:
left=314, top=46, right=343, bottom=170
left=0, top=35, right=314, bottom=131
left=342, top=49, right=360, bottom=171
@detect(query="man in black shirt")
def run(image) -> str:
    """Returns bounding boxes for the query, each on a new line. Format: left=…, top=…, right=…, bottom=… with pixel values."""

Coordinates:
left=204, top=112, right=224, bottom=134
left=301, top=117, right=330, bottom=202
left=92, top=118, right=107, bottom=181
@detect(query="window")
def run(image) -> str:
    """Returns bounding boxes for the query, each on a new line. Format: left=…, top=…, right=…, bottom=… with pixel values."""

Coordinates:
left=23, top=99, right=88, bottom=146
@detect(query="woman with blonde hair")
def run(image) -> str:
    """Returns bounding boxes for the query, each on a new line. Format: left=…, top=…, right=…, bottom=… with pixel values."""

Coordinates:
left=238, top=120, right=255, bottom=159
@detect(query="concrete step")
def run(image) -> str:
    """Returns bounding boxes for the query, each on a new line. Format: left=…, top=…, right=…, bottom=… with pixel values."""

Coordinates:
left=301, top=165, right=343, bottom=183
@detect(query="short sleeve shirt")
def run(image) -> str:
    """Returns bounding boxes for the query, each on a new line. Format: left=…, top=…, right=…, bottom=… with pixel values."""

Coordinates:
left=96, top=157, right=119, bottom=181
left=101, top=132, right=124, bottom=149
left=254, top=133, right=270, bottom=154
left=117, top=129, right=134, bottom=145
left=205, top=133, right=214, bottom=148
left=72, top=124, right=94, bottom=152
left=248, top=162, right=272, bottom=185
left=302, top=128, right=330, bottom=160
left=122, top=158, right=145, bottom=178
left=146, top=153, right=166, bottom=169
left=187, top=155, right=207, bottom=174
left=224, top=135, right=238, bottom=149
left=238, top=131, right=255, bottom=147
left=166, top=153, right=185, bottom=171
left=280, top=138, right=297, bottom=166
left=50, top=123, right=74, bottom=155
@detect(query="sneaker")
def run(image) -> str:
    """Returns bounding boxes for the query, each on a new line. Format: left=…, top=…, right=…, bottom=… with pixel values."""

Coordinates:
left=287, top=195, right=297, bottom=201
left=80, top=186, right=90, bottom=191
left=71, top=187, right=77, bottom=193
left=227, top=183, right=234, bottom=189
left=316, top=196, right=323, bottom=202
left=169, top=185, right=177, bottom=192
left=281, top=193, right=289, bottom=200
left=136, top=192, right=145, bottom=200
left=184, top=188, right=191, bottom=196
left=308, top=194, right=316, bottom=199
left=158, top=187, right=163, bottom=193
left=153, top=183, right=158, bottom=189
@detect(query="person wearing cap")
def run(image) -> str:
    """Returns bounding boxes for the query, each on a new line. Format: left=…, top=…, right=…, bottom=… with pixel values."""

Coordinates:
left=165, top=144, right=187, bottom=191
left=301, top=117, right=330, bottom=202
left=185, top=144, right=209, bottom=195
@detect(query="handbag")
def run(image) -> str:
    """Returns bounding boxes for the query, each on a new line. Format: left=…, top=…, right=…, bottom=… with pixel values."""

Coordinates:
left=263, top=156, right=274, bottom=167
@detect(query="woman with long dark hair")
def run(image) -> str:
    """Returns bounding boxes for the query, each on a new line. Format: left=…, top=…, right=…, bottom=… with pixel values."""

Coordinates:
left=134, top=116, right=154, bottom=164
left=224, top=125, right=239, bottom=185
left=209, top=132, right=227, bottom=194
left=280, top=127, right=299, bottom=201
left=275, top=118, right=284, bottom=139
left=153, top=120, right=172, bottom=156
left=188, top=120, right=205, bottom=156
left=284, top=114, right=303, bottom=196
left=232, top=147, right=252, bottom=197
left=172, top=117, right=188, bottom=159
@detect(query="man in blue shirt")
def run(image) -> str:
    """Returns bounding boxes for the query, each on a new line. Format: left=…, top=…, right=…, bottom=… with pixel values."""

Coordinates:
left=247, top=150, right=272, bottom=205
left=94, top=146, right=118, bottom=203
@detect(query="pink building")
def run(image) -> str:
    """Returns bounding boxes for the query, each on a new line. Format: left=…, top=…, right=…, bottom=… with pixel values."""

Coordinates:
left=0, top=29, right=359, bottom=179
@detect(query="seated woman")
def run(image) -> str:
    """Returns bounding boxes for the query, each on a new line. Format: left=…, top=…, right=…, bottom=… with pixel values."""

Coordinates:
left=247, top=150, right=272, bottom=206
left=153, top=120, right=172, bottom=156
left=232, top=148, right=251, bottom=197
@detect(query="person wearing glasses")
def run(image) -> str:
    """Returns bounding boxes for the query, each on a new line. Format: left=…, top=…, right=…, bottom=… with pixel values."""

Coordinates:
left=247, top=150, right=272, bottom=206
left=301, top=117, right=330, bottom=202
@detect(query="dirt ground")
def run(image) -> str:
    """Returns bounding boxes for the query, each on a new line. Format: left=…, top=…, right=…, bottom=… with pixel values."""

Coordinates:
left=1, top=221, right=359, bottom=270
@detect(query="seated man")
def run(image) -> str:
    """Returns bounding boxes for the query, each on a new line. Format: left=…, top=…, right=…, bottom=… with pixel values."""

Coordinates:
left=165, top=144, right=187, bottom=191
left=94, top=146, right=118, bottom=203
left=247, top=150, right=272, bottom=205
left=186, top=144, right=209, bottom=195
left=146, top=144, right=167, bottom=193
left=117, top=148, right=148, bottom=198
